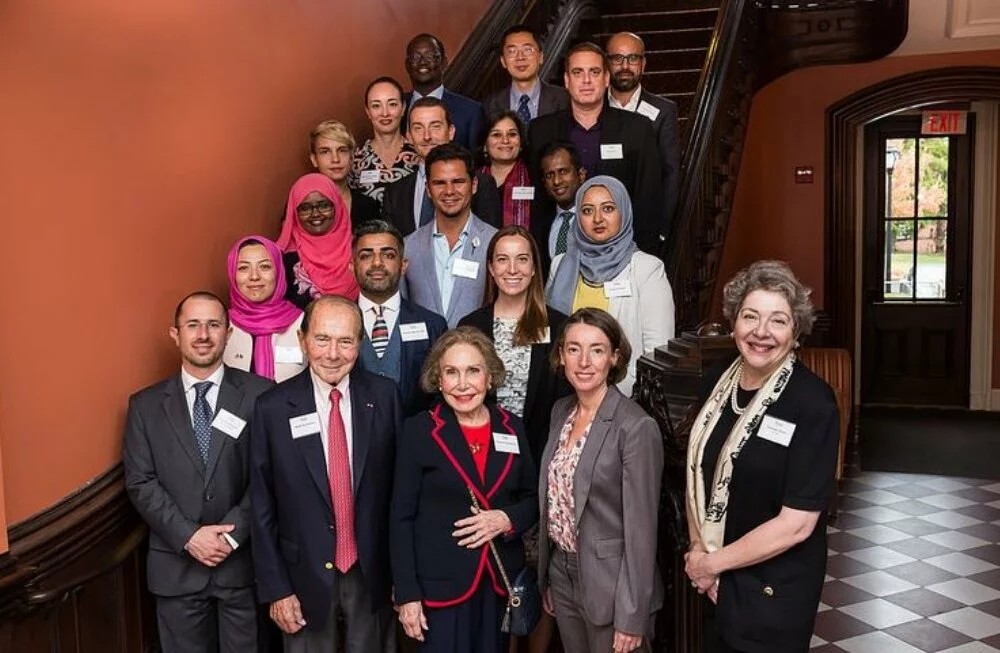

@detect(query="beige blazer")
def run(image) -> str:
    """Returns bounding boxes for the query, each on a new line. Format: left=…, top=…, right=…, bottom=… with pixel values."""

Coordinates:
left=537, top=387, right=665, bottom=633
left=223, top=314, right=304, bottom=382
left=547, top=250, right=675, bottom=396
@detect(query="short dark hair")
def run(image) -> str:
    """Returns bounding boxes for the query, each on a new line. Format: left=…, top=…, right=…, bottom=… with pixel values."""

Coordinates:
left=501, top=24, right=542, bottom=49
left=425, top=142, right=475, bottom=180
left=364, top=76, right=404, bottom=104
left=550, top=308, right=631, bottom=385
left=407, top=33, right=445, bottom=58
left=408, top=96, right=453, bottom=128
left=564, top=41, right=607, bottom=73
left=352, top=219, right=405, bottom=254
left=174, top=291, right=228, bottom=327
left=482, top=110, right=528, bottom=158
left=539, top=139, right=583, bottom=171
left=300, top=295, right=364, bottom=340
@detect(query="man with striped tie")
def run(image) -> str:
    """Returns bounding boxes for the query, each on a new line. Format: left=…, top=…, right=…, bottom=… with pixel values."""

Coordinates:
left=350, top=220, right=448, bottom=416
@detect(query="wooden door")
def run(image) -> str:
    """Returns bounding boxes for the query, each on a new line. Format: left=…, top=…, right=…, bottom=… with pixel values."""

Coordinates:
left=860, top=115, right=974, bottom=406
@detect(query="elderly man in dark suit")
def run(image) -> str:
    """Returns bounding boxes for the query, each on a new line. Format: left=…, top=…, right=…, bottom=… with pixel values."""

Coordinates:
left=350, top=219, right=447, bottom=416
left=527, top=41, right=663, bottom=255
left=607, top=32, right=680, bottom=241
left=123, top=291, right=274, bottom=653
left=250, top=296, right=402, bottom=652
left=482, top=24, right=569, bottom=123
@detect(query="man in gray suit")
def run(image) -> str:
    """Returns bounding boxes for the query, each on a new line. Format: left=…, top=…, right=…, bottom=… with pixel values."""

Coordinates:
left=483, top=25, right=569, bottom=124
left=606, top=32, right=681, bottom=241
left=401, top=142, right=498, bottom=328
left=123, top=291, right=274, bottom=653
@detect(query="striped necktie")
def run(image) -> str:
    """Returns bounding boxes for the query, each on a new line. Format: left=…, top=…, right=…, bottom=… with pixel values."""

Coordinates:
left=371, top=305, right=389, bottom=358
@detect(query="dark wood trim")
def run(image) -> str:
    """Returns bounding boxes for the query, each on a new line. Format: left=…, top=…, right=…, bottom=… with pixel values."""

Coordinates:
left=824, top=67, right=1000, bottom=359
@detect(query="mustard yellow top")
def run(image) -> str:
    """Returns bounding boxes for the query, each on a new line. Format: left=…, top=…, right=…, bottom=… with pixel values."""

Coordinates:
left=572, top=276, right=610, bottom=312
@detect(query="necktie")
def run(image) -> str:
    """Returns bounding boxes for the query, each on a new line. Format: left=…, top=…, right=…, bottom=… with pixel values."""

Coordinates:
left=192, top=381, right=213, bottom=464
left=371, top=306, right=389, bottom=358
left=517, top=93, right=532, bottom=125
left=555, top=211, right=573, bottom=256
left=328, top=388, right=358, bottom=572
left=419, top=190, right=435, bottom=227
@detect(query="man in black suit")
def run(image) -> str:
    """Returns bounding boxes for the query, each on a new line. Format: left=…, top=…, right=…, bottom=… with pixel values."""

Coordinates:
left=123, top=291, right=273, bottom=653
left=607, top=32, right=681, bottom=240
left=532, top=140, right=587, bottom=277
left=350, top=219, right=447, bottom=416
left=482, top=24, right=569, bottom=123
left=402, top=33, right=484, bottom=150
left=381, top=97, right=501, bottom=236
left=250, top=296, right=401, bottom=652
left=527, top=41, right=663, bottom=254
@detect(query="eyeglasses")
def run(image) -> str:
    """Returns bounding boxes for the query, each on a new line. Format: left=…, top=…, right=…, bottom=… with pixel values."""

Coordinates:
left=503, top=45, right=538, bottom=58
left=608, top=53, right=644, bottom=66
left=296, top=200, right=334, bottom=217
left=407, top=52, right=442, bottom=65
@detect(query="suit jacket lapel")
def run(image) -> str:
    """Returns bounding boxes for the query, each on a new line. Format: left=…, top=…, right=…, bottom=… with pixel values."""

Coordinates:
left=419, top=227, right=445, bottom=315
left=403, top=175, right=418, bottom=229
left=573, top=387, right=623, bottom=526
left=349, top=370, right=374, bottom=494
left=162, top=376, right=205, bottom=477
left=204, top=367, right=245, bottom=484
left=435, top=404, right=485, bottom=492
left=483, top=404, right=515, bottom=497
left=540, top=398, right=575, bottom=530
left=287, top=371, right=333, bottom=513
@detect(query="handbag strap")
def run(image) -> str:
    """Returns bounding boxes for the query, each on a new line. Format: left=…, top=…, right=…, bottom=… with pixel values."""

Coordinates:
left=468, top=487, right=514, bottom=597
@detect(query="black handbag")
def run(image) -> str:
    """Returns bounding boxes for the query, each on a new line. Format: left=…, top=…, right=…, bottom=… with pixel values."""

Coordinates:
left=468, top=489, right=542, bottom=636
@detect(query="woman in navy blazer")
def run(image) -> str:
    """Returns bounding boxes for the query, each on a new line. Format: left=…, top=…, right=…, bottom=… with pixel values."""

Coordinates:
left=392, top=327, right=538, bottom=653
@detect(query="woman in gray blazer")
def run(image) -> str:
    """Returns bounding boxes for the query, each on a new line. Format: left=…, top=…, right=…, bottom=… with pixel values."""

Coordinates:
left=538, top=308, right=664, bottom=653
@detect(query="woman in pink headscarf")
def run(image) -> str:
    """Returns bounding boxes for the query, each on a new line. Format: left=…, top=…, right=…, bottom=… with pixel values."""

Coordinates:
left=277, top=172, right=360, bottom=308
left=223, top=235, right=306, bottom=382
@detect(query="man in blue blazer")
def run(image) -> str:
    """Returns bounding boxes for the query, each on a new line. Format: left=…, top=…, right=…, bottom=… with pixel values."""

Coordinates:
left=401, top=143, right=498, bottom=328
left=350, top=219, right=447, bottom=416
left=402, top=33, right=484, bottom=151
left=250, top=296, right=401, bottom=652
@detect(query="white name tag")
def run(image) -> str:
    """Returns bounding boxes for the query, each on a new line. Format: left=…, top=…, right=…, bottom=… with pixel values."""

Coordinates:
left=493, top=432, right=520, bottom=454
left=603, top=278, right=632, bottom=298
left=637, top=100, right=661, bottom=122
left=289, top=413, right=321, bottom=439
left=399, top=322, right=429, bottom=342
left=511, top=186, right=535, bottom=201
left=600, top=143, right=624, bottom=160
left=757, top=416, right=796, bottom=447
left=452, top=258, right=480, bottom=279
left=212, top=409, right=246, bottom=440
left=275, top=345, right=303, bottom=364
left=359, top=169, right=380, bottom=184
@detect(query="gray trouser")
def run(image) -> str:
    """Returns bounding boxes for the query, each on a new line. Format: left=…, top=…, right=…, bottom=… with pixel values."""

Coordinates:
left=156, top=581, right=258, bottom=653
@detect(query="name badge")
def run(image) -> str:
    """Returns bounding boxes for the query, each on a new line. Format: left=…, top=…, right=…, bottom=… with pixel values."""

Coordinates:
left=452, top=258, right=480, bottom=279
left=604, top=278, right=632, bottom=298
left=637, top=100, right=661, bottom=122
left=600, top=143, right=624, bottom=160
left=212, top=409, right=246, bottom=440
left=358, top=169, right=380, bottom=185
left=511, top=186, right=535, bottom=201
left=757, top=416, right=796, bottom=447
left=493, top=432, right=520, bottom=454
left=275, top=345, right=303, bottom=364
left=289, top=413, right=321, bottom=439
left=399, top=322, right=429, bottom=342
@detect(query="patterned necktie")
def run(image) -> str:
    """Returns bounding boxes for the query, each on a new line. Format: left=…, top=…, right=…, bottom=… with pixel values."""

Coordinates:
left=192, top=381, right=213, bottom=464
left=328, top=388, right=358, bottom=572
left=517, top=93, right=532, bottom=125
left=555, top=210, right=573, bottom=255
left=371, top=305, right=389, bottom=358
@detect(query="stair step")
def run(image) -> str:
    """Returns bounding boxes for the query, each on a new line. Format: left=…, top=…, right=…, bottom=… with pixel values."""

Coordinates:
left=600, top=0, right=721, bottom=12
left=645, top=47, right=707, bottom=70
left=590, top=27, right=715, bottom=50
left=657, top=91, right=695, bottom=118
left=591, top=8, right=718, bottom=33
left=641, top=69, right=702, bottom=94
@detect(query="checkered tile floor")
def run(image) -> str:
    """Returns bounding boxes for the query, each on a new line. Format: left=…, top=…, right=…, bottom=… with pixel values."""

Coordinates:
left=812, top=472, right=1000, bottom=652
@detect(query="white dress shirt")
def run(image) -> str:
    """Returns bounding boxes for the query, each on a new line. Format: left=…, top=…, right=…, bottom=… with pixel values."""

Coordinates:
left=608, top=84, right=643, bottom=112
left=310, top=369, right=355, bottom=485
left=359, top=291, right=402, bottom=338
left=412, top=164, right=427, bottom=230
left=548, top=207, right=577, bottom=259
left=411, top=84, right=445, bottom=106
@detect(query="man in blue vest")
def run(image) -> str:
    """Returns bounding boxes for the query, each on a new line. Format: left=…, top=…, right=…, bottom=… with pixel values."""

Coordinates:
left=350, top=220, right=447, bottom=416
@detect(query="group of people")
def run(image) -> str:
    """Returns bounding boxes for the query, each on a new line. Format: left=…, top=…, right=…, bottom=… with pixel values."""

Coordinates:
left=122, top=24, right=840, bottom=653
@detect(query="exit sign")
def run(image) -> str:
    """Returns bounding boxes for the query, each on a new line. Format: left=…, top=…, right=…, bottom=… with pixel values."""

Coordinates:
left=922, top=110, right=967, bottom=135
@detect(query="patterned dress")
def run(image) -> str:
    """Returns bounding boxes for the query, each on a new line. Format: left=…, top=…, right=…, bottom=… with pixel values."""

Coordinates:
left=349, top=138, right=420, bottom=203
left=492, top=317, right=531, bottom=418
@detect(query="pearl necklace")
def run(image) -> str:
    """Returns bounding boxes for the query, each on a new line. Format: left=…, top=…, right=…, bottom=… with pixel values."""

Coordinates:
left=730, top=366, right=748, bottom=416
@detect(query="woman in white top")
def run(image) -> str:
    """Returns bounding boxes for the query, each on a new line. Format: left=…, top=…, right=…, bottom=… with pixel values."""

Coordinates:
left=545, top=175, right=674, bottom=395
left=223, top=235, right=305, bottom=382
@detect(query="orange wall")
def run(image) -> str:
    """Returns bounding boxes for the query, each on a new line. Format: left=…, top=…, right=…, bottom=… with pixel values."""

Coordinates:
left=0, top=0, right=490, bottom=532
left=716, top=49, right=1000, bottom=313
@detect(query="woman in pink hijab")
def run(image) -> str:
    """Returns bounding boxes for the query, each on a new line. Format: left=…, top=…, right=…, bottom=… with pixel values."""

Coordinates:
left=277, top=172, right=360, bottom=308
left=223, top=235, right=305, bottom=382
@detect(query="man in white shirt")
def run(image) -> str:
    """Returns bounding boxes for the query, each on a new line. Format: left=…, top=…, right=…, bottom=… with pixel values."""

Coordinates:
left=123, top=291, right=274, bottom=653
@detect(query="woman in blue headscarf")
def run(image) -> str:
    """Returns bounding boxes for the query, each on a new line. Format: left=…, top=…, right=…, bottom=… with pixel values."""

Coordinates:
left=545, top=175, right=675, bottom=395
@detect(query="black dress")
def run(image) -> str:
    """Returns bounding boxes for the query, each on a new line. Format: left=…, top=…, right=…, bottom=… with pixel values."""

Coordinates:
left=349, top=188, right=381, bottom=227
left=698, top=357, right=839, bottom=653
